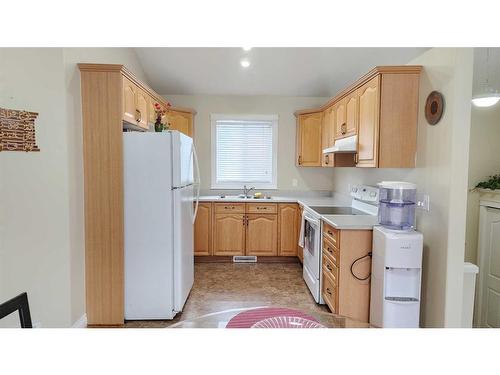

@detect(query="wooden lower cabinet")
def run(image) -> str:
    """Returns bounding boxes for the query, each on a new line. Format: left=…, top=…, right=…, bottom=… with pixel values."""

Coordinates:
left=245, top=214, right=278, bottom=256
left=321, top=224, right=372, bottom=323
left=279, top=204, right=299, bottom=256
left=213, top=213, right=245, bottom=256
left=195, top=202, right=302, bottom=259
left=194, top=202, right=212, bottom=256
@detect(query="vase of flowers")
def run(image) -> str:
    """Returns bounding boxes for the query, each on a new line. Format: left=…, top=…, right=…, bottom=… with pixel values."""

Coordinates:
left=154, top=102, right=172, bottom=132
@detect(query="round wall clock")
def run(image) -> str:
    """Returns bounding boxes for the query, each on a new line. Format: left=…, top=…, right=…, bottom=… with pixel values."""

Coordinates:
left=425, top=91, right=445, bottom=125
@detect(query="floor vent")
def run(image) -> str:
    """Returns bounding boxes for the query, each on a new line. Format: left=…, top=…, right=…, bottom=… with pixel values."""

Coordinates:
left=233, top=256, right=257, bottom=263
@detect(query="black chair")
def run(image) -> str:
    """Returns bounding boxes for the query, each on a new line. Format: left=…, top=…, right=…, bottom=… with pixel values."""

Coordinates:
left=0, top=292, right=33, bottom=328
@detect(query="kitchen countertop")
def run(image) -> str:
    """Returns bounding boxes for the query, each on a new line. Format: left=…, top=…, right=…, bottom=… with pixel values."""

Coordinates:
left=321, top=214, right=379, bottom=230
left=199, top=194, right=378, bottom=230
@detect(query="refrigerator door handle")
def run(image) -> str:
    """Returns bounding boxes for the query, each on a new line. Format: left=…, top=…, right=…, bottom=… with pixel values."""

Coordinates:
left=192, top=144, right=201, bottom=224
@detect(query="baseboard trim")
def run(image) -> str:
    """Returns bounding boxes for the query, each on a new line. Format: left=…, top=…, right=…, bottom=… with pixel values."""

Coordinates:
left=195, top=256, right=300, bottom=263
left=72, top=314, right=88, bottom=328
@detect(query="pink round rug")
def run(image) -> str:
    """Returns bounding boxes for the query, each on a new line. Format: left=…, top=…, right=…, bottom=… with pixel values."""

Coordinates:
left=225, top=307, right=325, bottom=328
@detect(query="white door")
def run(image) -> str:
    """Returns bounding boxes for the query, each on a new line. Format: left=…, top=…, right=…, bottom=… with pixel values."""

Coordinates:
left=171, top=131, right=194, bottom=188
left=478, top=206, right=500, bottom=327
left=173, top=184, right=195, bottom=312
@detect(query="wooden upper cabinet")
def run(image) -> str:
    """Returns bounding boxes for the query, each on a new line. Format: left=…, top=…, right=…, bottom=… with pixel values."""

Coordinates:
left=122, top=77, right=137, bottom=125
left=296, top=112, right=322, bottom=167
left=246, top=214, right=278, bottom=256
left=194, top=202, right=212, bottom=256
left=136, top=89, right=149, bottom=130
left=278, top=204, right=298, bottom=256
left=327, top=106, right=336, bottom=147
left=213, top=213, right=245, bottom=256
left=378, top=73, right=420, bottom=168
left=357, top=76, right=380, bottom=168
left=345, top=93, right=358, bottom=138
left=321, top=108, right=333, bottom=167
left=168, top=110, right=194, bottom=138
left=295, top=66, right=421, bottom=169
left=122, top=77, right=149, bottom=130
left=334, top=99, right=346, bottom=140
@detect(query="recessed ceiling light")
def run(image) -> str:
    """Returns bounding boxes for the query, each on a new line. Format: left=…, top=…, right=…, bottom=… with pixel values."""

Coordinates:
left=240, top=59, right=250, bottom=68
left=242, top=47, right=252, bottom=52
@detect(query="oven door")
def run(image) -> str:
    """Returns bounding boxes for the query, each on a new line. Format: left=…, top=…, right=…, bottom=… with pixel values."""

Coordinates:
left=302, top=213, right=321, bottom=302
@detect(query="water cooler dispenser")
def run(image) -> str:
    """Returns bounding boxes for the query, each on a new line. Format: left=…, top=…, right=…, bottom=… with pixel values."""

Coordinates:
left=370, top=182, right=423, bottom=328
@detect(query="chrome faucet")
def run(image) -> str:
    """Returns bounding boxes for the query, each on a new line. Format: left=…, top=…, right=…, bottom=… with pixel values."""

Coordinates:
left=243, top=185, right=255, bottom=198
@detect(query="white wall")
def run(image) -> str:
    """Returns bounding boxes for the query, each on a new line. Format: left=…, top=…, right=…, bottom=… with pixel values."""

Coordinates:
left=465, top=105, right=500, bottom=264
left=0, top=48, right=71, bottom=327
left=330, top=48, right=474, bottom=327
left=163, top=95, right=335, bottom=192
left=0, top=47, right=146, bottom=327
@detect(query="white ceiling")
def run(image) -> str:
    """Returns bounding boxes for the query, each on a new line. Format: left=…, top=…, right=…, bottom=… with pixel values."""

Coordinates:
left=134, top=48, right=429, bottom=97
left=473, top=48, right=500, bottom=93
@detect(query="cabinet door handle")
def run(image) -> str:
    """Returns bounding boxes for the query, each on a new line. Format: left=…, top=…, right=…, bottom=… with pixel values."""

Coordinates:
left=326, top=264, right=333, bottom=272
left=136, top=109, right=142, bottom=123
left=298, top=155, right=302, bottom=165
left=325, top=154, right=329, bottom=165
left=326, top=288, right=332, bottom=295
left=327, top=230, right=333, bottom=236
left=341, top=123, right=347, bottom=134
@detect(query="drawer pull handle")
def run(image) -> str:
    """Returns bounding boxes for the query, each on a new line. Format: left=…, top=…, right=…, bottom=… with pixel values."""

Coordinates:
left=326, top=264, right=333, bottom=272
left=327, top=230, right=333, bottom=236
left=326, top=288, right=332, bottom=295
left=327, top=247, right=333, bottom=254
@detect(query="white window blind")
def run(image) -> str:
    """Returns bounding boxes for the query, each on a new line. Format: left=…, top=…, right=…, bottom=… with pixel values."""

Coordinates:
left=211, top=115, right=277, bottom=189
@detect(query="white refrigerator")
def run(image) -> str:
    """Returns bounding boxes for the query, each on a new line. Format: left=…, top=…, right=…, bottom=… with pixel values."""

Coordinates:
left=123, top=131, right=200, bottom=320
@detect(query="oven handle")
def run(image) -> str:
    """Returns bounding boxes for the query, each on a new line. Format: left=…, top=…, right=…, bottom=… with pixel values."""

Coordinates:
left=304, top=215, right=320, bottom=228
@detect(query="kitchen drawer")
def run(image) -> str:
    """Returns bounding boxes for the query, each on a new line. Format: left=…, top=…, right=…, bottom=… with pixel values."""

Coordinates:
left=214, top=203, right=245, bottom=213
left=322, top=237, right=340, bottom=266
left=322, top=253, right=339, bottom=285
left=323, top=222, right=339, bottom=247
left=322, top=272, right=338, bottom=314
left=246, top=203, right=277, bottom=214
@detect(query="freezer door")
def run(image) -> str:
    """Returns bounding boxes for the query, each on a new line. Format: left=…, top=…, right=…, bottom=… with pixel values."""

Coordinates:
left=173, top=184, right=195, bottom=312
left=171, top=130, right=194, bottom=188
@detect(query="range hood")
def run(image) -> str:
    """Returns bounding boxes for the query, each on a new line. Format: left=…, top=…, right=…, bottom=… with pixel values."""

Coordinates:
left=323, top=135, right=357, bottom=154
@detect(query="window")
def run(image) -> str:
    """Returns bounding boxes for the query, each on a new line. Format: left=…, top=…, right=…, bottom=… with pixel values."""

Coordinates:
left=211, top=114, right=278, bottom=189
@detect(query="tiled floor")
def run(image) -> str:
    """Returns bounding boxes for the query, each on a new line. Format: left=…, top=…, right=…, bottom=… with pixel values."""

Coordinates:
left=125, top=261, right=328, bottom=328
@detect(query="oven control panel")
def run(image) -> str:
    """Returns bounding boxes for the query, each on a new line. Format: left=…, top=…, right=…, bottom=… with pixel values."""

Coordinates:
left=350, top=184, right=379, bottom=203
